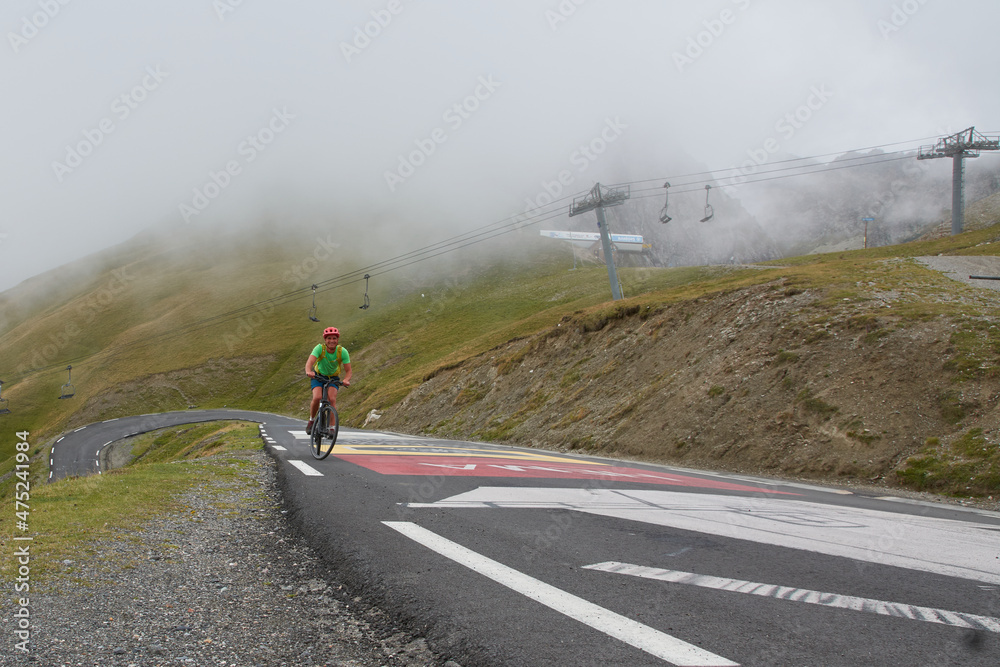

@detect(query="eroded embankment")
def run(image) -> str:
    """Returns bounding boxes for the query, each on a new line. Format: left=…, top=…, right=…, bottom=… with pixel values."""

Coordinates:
left=375, top=278, right=1000, bottom=497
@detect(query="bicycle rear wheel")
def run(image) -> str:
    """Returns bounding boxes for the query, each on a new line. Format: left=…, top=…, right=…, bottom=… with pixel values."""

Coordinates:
left=311, top=405, right=334, bottom=460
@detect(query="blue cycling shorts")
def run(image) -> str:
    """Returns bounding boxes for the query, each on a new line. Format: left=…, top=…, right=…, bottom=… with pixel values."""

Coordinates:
left=311, top=375, right=341, bottom=390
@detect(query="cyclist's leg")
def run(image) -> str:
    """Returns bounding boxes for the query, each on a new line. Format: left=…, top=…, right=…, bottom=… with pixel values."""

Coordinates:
left=310, top=386, right=323, bottom=418
left=327, top=384, right=339, bottom=410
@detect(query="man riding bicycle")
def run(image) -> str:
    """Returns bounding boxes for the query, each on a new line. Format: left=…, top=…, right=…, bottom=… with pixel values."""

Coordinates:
left=305, top=327, right=352, bottom=435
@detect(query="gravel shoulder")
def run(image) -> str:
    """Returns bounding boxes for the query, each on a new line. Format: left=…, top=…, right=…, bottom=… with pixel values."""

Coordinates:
left=3, top=450, right=451, bottom=667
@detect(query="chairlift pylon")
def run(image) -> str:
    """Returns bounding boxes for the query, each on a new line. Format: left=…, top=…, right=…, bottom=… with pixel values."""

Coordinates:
left=0, top=380, right=10, bottom=415
left=658, top=182, right=672, bottom=224
left=308, top=285, right=320, bottom=322
left=699, top=184, right=715, bottom=223
left=58, top=365, right=75, bottom=400
left=359, top=274, right=371, bottom=310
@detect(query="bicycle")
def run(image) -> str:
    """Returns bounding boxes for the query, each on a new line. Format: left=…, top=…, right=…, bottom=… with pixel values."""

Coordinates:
left=310, top=375, right=342, bottom=460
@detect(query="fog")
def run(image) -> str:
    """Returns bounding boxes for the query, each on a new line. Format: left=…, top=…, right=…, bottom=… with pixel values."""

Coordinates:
left=2, top=0, right=998, bottom=292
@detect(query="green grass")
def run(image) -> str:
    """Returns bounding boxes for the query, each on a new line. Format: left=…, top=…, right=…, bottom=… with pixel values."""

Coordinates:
left=896, top=427, right=1000, bottom=497
left=1, top=421, right=263, bottom=589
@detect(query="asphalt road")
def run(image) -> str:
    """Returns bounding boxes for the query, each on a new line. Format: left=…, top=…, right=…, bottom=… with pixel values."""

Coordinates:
left=50, top=410, right=1000, bottom=666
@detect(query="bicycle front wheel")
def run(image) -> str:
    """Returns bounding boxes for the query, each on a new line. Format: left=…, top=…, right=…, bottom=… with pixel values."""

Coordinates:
left=311, top=405, right=333, bottom=460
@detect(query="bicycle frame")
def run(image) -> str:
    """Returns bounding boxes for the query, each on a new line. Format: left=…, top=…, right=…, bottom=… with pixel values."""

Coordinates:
left=310, top=375, right=341, bottom=460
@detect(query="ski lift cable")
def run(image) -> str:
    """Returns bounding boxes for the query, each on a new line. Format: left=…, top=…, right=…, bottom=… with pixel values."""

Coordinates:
left=0, top=140, right=958, bottom=384
left=310, top=204, right=575, bottom=294
left=5, top=148, right=920, bottom=382
left=624, top=154, right=916, bottom=204
left=310, top=197, right=577, bottom=291
left=3, top=203, right=577, bottom=383
left=623, top=149, right=921, bottom=197
left=605, top=134, right=944, bottom=189
left=0, top=150, right=927, bottom=382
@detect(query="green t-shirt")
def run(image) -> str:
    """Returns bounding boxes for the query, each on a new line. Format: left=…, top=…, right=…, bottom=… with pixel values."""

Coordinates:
left=311, top=343, right=350, bottom=377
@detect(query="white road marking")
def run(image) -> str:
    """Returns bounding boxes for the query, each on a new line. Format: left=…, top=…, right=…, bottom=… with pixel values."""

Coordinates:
left=288, top=460, right=323, bottom=476
left=875, top=496, right=1000, bottom=519
left=721, top=475, right=852, bottom=495
left=405, top=487, right=1000, bottom=585
left=585, top=562, right=1000, bottom=634
left=291, top=429, right=416, bottom=441
left=383, top=521, right=738, bottom=667
left=73, top=426, right=86, bottom=432
left=271, top=445, right=287, bottom=451
left=103, top=418, right=119, bottom=422
left=56, top=436, right=64, bottom=443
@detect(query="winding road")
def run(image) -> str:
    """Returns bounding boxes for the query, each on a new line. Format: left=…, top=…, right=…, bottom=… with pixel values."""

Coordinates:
left=50, top=410, right=1000, bottom=666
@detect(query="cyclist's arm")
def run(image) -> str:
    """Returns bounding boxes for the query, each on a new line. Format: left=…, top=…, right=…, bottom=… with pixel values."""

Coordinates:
left=305, top=354, right=318, bottom=378
left=341, top=362, right=352, bottom=386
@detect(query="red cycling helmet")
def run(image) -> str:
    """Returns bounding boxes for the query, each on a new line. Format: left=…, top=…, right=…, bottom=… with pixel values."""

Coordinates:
left=323, top=327, right=340, bottom=337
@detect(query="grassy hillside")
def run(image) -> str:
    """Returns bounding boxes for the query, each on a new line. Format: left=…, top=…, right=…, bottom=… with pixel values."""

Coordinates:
left=3, top=219, right=1000, bottom=501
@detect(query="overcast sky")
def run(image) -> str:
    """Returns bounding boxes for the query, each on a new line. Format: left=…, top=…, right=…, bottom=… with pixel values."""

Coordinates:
left=2, top=0, right=998, bottom=293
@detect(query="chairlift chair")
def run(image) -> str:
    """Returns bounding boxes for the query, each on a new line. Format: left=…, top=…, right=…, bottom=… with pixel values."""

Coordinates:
left=0, top=380, right=10, bottom=415
left=658, top=182, right=672, bottom=224
left=58, top=365, right=75, bottom=400
left=308, top=285, right=320, bottom=322
left=359, top=274, right=371, bottom=310
left=699, top=184, right=714, bottom=223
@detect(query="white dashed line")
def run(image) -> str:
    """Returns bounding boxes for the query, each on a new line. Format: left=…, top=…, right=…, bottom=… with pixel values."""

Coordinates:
left=288, top=460, right=323, bottom=476
left=584, top=562, right=1000, bottom=634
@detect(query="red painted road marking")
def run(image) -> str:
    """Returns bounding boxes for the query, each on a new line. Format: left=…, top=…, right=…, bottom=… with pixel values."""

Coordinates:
left=336, top=454, right=794, bottom=494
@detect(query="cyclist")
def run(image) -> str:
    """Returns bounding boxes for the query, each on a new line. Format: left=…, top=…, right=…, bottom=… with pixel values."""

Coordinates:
left=305, top=326, right=352, bottom=435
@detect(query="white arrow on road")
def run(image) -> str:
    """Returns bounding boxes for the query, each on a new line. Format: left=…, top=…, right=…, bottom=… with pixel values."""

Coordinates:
left=406, top=487, right=1000, bottom=584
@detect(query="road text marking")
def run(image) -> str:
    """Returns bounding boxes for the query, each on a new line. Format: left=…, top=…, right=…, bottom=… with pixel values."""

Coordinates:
left=383, top=522, right=738, bottom=667
left=585, top=562, right=1000, bottom=634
